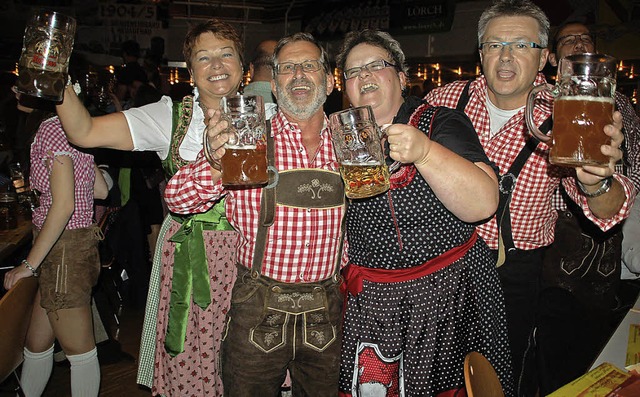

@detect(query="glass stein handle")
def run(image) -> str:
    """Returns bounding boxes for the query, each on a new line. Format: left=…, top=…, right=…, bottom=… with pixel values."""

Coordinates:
left=525, top=84, right=554, bottom=143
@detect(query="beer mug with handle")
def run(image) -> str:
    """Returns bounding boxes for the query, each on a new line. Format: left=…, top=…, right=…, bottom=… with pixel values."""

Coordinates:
left=204, top=94, right=269, bottom=187
left=329, top=105, right=400, bottom=199
left=526, top=53, right=617, bottom=167
left=16, top=10, right=76, bottom=103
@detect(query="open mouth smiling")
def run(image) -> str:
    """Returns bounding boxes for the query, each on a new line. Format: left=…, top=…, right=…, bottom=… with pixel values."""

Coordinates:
left=208, top=74, right=229, bottom=82
left=360, top=83, right=378, bottom=94
left=291, top=84, right=311, bottom=92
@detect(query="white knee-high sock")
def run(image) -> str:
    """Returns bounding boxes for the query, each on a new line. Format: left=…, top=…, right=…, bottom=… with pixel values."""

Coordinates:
left=67, top=347, right=100, bottom=397
left=21, top=345, right=54, bottom=397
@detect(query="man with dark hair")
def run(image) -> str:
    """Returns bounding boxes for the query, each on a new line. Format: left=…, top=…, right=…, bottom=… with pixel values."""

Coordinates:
left=537, top=20, right=640, bottom=395
left=243, top=39, right=278, bottom=103
left=115, top=40, right=148, bottom=106
left=425, top=1, right=635, bottom=395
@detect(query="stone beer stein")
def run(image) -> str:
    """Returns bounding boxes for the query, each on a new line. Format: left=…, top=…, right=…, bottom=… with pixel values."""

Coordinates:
left=329, top=105, right=400, bottom=199
left=526, top=53, right=617, bottom=167
left=16, top=10, right=76, bottom=103
left=204, top=94, right=268, bottom=187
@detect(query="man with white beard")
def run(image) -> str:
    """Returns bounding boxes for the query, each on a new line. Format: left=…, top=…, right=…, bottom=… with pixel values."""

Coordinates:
left=163, top=32, right=346, bottom=397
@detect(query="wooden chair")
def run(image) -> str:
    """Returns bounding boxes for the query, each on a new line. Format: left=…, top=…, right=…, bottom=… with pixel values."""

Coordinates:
left=464, top=351, right=505, bottom=397
left=0, top=277, right=38, bottom=394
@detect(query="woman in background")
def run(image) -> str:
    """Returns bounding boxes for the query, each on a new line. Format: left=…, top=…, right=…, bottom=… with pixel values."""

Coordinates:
left=3, top=97, right=108, bottom=396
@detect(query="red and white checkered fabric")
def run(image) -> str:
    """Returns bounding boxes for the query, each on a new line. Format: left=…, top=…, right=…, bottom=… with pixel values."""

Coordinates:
left=165, top=110, right=346, bottom=283
left=425, top=74, right=635, bottom=250
left=30, top=116, right=96, bottom=230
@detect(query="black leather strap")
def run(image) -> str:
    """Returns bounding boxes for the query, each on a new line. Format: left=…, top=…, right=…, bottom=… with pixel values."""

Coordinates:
left=497, top=117, right=551, bottom=252
left=456, top=80, right=472, bottom=112
left=253, top=123, right=276, bottom=273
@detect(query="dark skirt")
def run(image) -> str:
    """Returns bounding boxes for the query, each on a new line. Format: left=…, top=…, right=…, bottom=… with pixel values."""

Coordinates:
left=338, top=242, right=514, bottom=397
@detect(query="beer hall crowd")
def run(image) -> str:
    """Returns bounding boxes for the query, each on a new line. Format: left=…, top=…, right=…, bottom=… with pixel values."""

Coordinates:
left=1, top=0, right=640, bottom=396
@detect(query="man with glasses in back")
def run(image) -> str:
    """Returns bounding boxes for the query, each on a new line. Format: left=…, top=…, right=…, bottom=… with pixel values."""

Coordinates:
left=425, top=1, right=635, bottom=395
left=163, top=33, right=345, bottom=396
left=536, top=21, right=640, bottom=395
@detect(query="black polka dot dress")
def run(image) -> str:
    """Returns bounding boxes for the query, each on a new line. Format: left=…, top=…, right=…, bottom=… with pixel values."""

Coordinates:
left=338, top=102, right=514, bottom=397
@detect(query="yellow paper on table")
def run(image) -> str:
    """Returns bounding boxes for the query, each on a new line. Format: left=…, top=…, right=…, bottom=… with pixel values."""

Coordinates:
left=625, top=324, right=640, bottom=367
left=547, top=362, right=631, bottom=397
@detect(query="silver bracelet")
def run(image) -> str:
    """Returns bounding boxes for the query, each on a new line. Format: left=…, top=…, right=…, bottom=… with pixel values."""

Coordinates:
left=576, top=176, right=613, bottom=198
left=22, top=259, right=38, bottom=277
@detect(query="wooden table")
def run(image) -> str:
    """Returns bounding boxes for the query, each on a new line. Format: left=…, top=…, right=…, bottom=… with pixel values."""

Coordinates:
left=0, top=216, right=32, bottom=265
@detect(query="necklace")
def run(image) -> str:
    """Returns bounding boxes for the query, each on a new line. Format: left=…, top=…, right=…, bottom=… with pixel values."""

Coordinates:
left=199, top=102, right=211, bottom=126
left=199, top=102, right=208, bottom=114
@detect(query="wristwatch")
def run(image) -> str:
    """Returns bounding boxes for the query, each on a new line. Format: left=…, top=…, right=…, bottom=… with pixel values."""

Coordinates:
left=576, top=176, right=613, bottom=198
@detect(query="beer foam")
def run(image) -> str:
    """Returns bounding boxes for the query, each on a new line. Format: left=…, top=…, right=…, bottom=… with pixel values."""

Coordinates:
left=556, top=95, right=614, bottom=104
left=341, top=160, right=382, bottom=166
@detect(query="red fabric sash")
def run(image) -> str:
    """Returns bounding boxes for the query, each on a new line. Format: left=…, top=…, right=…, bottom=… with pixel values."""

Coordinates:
left=342, top=230, right=478, bottom=296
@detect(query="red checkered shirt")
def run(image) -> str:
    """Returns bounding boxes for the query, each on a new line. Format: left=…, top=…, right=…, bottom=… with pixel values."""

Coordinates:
left=30, top=116, right=96, bottom=230
left=425, top=74, right=636, bottom=250
left=164, top=110, right=346, bottom=283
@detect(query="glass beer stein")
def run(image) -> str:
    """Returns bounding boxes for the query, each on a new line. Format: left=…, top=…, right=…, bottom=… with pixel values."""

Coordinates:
left=16, top=10, right=77, bottom=103
left=526, top=53, right=617, bottom=167
left=204, top=95, right=268, bottom=187
left=329, top=106, right=400, bottom=199
left=0, top=192, right=18, bottom=230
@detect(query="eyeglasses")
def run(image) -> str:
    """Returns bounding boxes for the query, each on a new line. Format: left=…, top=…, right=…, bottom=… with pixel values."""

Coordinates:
left=479, top=41, right=544, bottom=54
left=556, top=34, right=594, bottom=47
left=275, top=60, right=323, bottom=75
left=343, top=59, right=397, bottom=80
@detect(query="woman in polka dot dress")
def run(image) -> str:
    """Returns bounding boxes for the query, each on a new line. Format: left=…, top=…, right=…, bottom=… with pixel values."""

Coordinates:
left=335, top=30, right=514, bottom=397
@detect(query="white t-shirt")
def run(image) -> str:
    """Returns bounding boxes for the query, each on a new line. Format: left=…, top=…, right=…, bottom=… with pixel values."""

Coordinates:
left=124, top=88, right=277, bottom=161
left=485, top=94, right=523, bottom=138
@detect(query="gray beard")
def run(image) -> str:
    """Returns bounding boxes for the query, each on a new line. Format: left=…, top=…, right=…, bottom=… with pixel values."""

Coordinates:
left=276, top=78, right=327, bottom=120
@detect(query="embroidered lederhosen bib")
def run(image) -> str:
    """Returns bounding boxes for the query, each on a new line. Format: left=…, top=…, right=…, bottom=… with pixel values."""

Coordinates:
left=236, top=127, right=346, bottom=353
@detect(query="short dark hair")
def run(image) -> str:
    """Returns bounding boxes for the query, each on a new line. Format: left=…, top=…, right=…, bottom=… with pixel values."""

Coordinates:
left=121, top=40, right=141, bottom=58
left=116, top=62, right=148, bottom=85
left=183, top=19, right=244, bottom=70
left=551, top=20, right=593, bottom=52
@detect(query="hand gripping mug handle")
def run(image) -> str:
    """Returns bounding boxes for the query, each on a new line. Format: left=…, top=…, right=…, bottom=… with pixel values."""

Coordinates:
left=380, top=124, right=401, bottom=173
left=525, top=84, right=555, bottom=143
left=203, top=129, right=222, bottom=171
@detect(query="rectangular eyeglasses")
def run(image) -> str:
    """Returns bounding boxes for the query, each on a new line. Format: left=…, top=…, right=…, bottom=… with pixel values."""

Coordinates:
left=556, top=34, right=594, bottom=47
left=343, top=59, right=397, bottom=80
left=479, top=41, right=544, bottom=54
left=275, top=60, right=323, bottom=75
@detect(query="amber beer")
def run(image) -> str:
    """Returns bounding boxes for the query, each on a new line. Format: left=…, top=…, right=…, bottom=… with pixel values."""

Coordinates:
left=340, top=160, right=390, bottom=199
left=221, top=145, right=268, bottom=186
left=551, top=96, right=614, bottom=167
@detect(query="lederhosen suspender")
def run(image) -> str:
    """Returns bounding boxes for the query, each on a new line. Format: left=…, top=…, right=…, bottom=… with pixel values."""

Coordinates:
left=252, top=122, right=277, bottom=271
left=456, top=81, right=551, bottom=265
left=251, top=125, right=346, bottom=279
